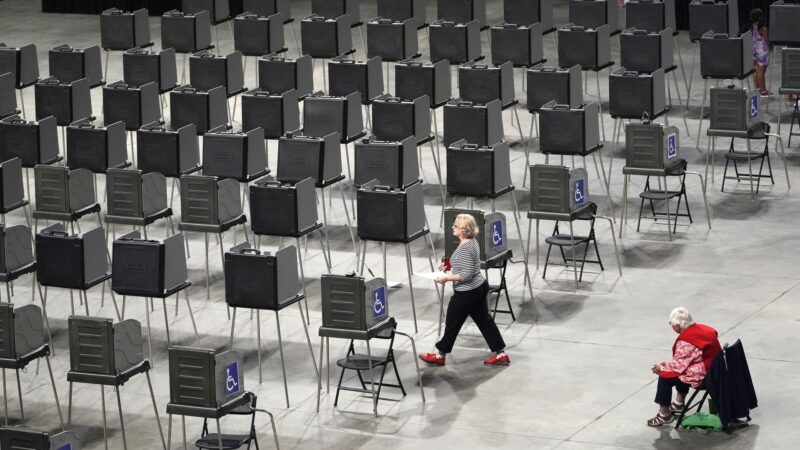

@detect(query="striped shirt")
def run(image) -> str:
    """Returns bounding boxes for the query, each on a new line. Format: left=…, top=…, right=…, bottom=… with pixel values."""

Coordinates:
left=451, top=239, right=485, bottom=292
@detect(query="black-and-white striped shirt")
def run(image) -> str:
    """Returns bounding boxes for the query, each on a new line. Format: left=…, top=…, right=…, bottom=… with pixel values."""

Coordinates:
left=451, top=239, right=485, bottom=292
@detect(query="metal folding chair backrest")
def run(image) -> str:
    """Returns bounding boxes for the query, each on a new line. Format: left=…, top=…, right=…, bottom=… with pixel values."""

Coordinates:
left=180, top=175, right=219, bottom=225
left=0, top=302, right=15, bottom=359
left=34, top=164, right=69, bottom=213
left=107, top=168, right=143, bottom=218
left=168, top=346, right=217, bottom=408
left=68, top=316, right=116, bottom=376
left=0, top=224, right=34, bottom=273
left=0, top=157, right=25, bottom=209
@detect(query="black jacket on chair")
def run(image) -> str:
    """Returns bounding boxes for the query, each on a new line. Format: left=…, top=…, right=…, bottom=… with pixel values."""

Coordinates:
left=704, top=339, right=758, bottom=431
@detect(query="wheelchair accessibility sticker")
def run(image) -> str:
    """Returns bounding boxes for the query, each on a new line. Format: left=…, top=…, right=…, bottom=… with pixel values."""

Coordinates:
left=56, top=444, right=73, bottom=450
left=751, top=95, right=759, bottom=118
left=373, top=286, right=387, bottom=318
left=491, top=219, right=504, bottom=249
left=225, top=362, right=240, bottom=396
left=667, top=133, right=677, bottom=159
left=575, top=178, right=586, bottom=206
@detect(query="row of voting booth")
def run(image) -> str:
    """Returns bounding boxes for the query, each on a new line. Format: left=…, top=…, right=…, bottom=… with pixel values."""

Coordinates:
left=2, top=0, right=800, bottom=447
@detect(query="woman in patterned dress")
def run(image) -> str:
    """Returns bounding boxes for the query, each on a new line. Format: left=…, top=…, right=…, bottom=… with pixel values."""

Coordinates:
left=647, top=307, right=722, bottom=426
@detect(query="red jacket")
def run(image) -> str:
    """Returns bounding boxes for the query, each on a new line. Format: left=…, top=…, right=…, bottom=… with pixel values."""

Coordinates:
left=661, top=323, right=722, bottom=379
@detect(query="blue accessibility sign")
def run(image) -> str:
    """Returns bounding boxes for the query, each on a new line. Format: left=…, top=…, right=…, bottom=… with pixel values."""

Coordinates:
left=491, top=219, right=504, bottom=249
left=225, top=362, right=240, bottom=396
left=574, top=178, right=586, bottom=206
left=56, top=444, right=73, bottom=450
left=667, top=133, right=677, bottom=159
left=373, top=286, right=387, bottom=318
left=751, top=95, right=759, bottom=119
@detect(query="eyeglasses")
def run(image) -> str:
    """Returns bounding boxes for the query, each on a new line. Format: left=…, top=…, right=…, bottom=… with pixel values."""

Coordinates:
left=451, top=225, right=464, bottom=230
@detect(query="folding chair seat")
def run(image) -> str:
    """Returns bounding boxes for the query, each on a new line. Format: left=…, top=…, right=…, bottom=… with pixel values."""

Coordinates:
left=542, top=203, right=604, bottom=283
left=334, top=325, right=407, bottom=408
left=485, top=249, right=514, bottom=321
left=721, top=123, right=774, bottom=195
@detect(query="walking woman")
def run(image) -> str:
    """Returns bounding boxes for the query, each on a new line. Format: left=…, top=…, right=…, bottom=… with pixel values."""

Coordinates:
left=419, top=213, right=509, bottom=366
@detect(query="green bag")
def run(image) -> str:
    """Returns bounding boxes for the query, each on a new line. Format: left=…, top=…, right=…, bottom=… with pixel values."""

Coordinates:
left=680, top=412, right=723, bottom=433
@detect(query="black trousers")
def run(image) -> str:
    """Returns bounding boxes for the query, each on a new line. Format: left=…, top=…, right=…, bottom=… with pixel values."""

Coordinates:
left=435, top=281, right=506, bottom=354
left=655, top=376, right=691, bottom=406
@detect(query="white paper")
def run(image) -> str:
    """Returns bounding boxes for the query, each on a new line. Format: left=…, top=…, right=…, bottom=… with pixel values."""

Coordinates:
left=413, top=271, right=447, bottom=281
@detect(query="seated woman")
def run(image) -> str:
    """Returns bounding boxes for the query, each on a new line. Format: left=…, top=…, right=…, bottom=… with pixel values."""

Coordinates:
left=648, top=307, right=722, bottom=426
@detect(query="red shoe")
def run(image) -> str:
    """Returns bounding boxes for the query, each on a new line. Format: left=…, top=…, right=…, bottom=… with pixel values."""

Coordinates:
left=484, top=353, right=510, bottom=366
left=419, top=353, right=445, bottom=366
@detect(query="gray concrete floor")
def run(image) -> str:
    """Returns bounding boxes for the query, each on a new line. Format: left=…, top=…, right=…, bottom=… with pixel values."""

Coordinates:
left=0, top=0, right=798, bottom=449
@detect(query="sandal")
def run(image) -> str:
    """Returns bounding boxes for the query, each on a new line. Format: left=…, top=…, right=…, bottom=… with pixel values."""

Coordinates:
left=670, top=402, right=685, bottom=415
left=647, top=413, right=675, bottom=427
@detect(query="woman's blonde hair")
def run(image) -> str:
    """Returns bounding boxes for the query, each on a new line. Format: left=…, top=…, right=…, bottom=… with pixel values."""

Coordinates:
left=669, top=307, right=694, bottom=330
left=454, top=213, right=479, bottom=239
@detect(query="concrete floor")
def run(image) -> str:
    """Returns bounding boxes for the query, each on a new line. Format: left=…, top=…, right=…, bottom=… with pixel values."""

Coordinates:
left=1, top=0, right=799, bottom=448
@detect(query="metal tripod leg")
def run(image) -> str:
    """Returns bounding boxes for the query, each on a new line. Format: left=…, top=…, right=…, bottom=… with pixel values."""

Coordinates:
left=144, top=298, right=154, bottom=364
left=298, top=301, right=319, bottom=378
left=39, top=282, right=54, bottom=355
left=275, top=310, right=290, bottom=408
left=318, top=188, right=334, bottom=264
left=101, top=385, right=108, bottom=450
left=394, top=331, right=426, bottom=402
left=685, top=171, right=712, bottom=230
left=687, top=43, right=697, bottom=108
left=746, top=137, right=755, bottom=200
left=696, top=79, right=708, bottom=150
left=18, top=88, right=27, bottom=119
left=45, top=355, right=65, bottom=430
left=318, top=227, right=332, bottom=272
left=672, top=70, right=691, bottom=138
left=620, top=173, right=628, bottom=238
left=428, top=139, right=446, bottom=209
left=674, top=35, right=690, bottom=107
left=316, top=337, right=324, bottom=412
left=596, top=70, right=606, bottom=142
left=661, top=176, right=673, bottom=240
left=404, top=243, right=418, bottom=333
left=766, top=133, right=791, bottom=189
left=423, top=228, right=445, bottom=336
left=296, top=237, right=311, bottom=324
left=513, top=107, right=530, bottom=174
left=2, top=369, right=6, bottom=427
left=115, top=386, right=128, bottom=450
left=510, top=191, right=535, bottom=308
left=184, top=290, right=198, bottom=340
left=366, top=339, right=378, bottom=417
left=568, top=221, right=579, bottom=290
left=205, top=233, right=210, bottom=299
left=337, top=181, right=359, bottom=263
left=593, top=152, right=616, bottom=222
left=289, top=22, right=300, bottom=57
left=216, top=418, right=224, bottom=450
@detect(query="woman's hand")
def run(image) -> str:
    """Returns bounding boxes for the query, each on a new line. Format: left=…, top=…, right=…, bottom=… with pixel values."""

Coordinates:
left=435, top=275, right=449, bottom=284
left=651, top=363, right=663, bottom=374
